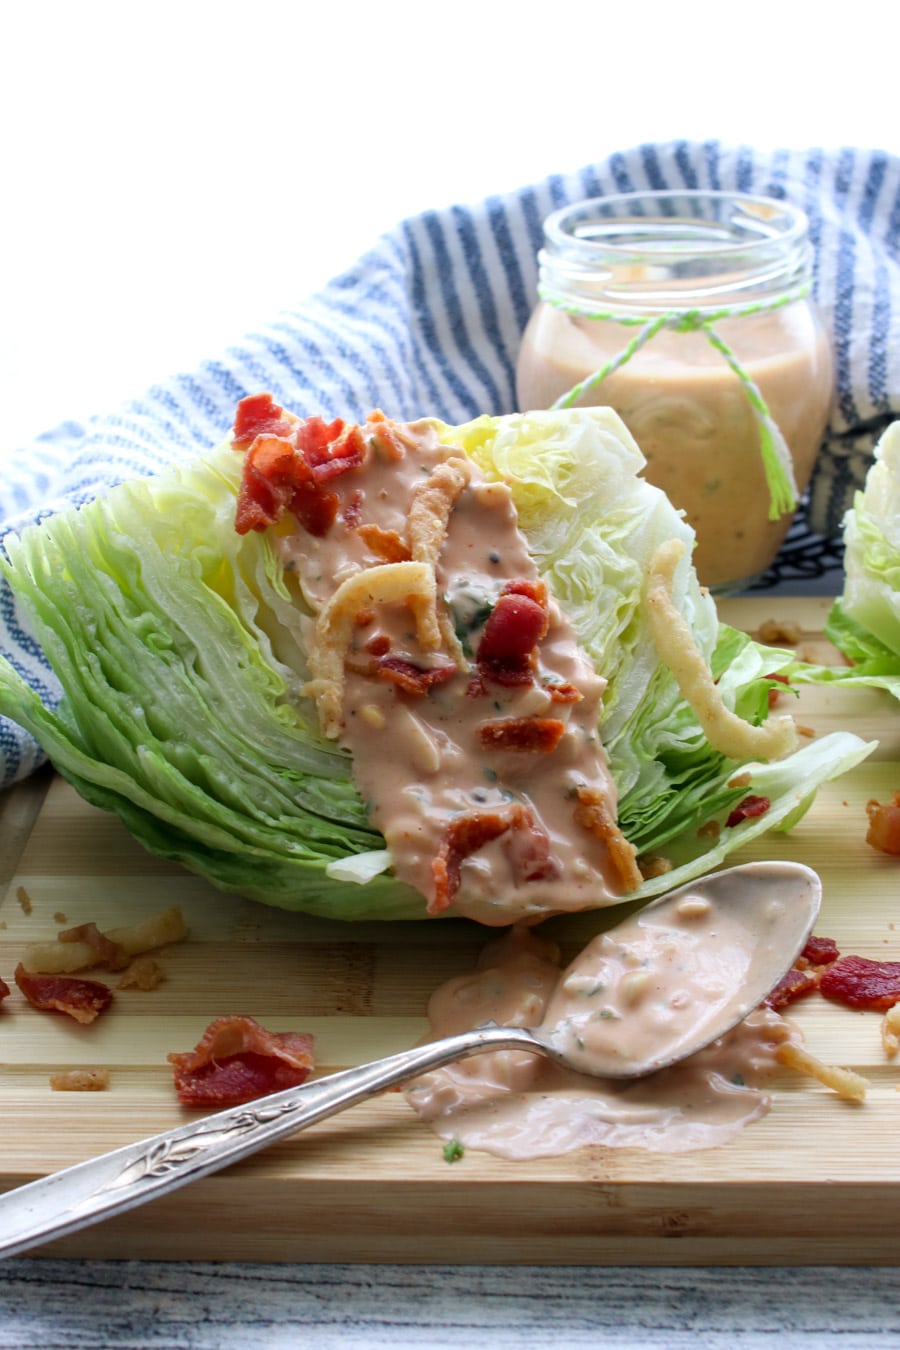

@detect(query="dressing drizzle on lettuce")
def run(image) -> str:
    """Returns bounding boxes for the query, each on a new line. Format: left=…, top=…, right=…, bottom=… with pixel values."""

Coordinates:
left=0, top=403, right=872, bottom=920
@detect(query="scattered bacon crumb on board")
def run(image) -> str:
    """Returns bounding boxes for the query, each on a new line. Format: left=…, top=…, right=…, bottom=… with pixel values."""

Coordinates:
left=866, top=792, right=900, bottom=855
left=49, top=1069, right=111, bottom=1092
left=14, top=964, right=113, bottom=1025
left=168, top=1015, right=315, bottom=1108
left=756, top=618, right=802, bottom=645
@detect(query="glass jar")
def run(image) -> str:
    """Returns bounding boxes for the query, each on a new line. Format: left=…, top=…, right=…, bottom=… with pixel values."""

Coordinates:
left=516, top=191, right=834, bottom=593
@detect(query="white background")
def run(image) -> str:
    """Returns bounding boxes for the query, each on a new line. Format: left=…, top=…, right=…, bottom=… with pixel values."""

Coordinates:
left=2, top=0, right=897, bottom=456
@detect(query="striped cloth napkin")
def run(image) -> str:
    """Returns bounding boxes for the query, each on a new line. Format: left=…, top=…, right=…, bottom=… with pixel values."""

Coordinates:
left=1, top=140, right=897, bottom=788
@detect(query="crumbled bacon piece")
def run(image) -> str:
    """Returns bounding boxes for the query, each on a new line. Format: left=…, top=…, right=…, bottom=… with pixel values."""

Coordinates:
left=342, top=489, right=364, bottom=529
left=289, top=480, right=340, bottom=537
left=819, top=956, right=900, bottom=1011
left=364, top=632, right=390, bottom=655
left=15, top=963, right=113, bottom=1025
left=764, top=964, right=821, bottom=1011
left=367, top=413, right=406, bottom=461
left=547, top=682, right=583, bottom=705
left=168, top=1015, right=316, bottom=1107
left=357, top=523, right=412, bottom=563
left=59, top=921, right=129, bottom=971
left=725, top=795, right=771, bottom=828
left=865, top=792, right=900, bottom=855
left=479, top=717, right=566, bottom=753
left=234, top=415, right=362, bottom=537
left=376, top=656, right=457, bottom=696
left=801, top=934, right=841, bottom=966
left=765, top=672, right=791, bottom=708
left=117, top=957, right=164, bottom=991
left=300, top=420, right=366, bottom=483
left=431, top=804, right=551, bottom=916
left=231, top=392, right=295, bottom=451
left=234, top=434, right=304, bottom=534
left=476, top=581, right=549, bottom=687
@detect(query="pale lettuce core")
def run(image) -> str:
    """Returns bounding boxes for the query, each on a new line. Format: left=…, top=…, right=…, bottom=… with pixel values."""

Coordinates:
left=0, top=408, right=872, bottom=920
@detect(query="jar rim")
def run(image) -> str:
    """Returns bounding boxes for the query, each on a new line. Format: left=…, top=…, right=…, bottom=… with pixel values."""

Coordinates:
left=539, top=190, right=812, bottom=311
left=543, top=190, right=810, bottom=258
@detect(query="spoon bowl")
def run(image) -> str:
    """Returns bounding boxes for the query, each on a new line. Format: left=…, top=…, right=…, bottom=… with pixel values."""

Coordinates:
left=0, top=859, right=820, bottom=1259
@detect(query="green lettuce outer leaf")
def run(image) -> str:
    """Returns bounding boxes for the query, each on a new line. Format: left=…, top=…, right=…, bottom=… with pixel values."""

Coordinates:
left=789, top=422, right=900, bottom=699
left=0, top=408, right=873, bottom=919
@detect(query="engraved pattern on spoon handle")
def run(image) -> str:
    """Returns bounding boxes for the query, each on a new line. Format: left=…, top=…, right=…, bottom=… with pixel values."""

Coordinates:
left=0, top=1024, right=542, bottom=1260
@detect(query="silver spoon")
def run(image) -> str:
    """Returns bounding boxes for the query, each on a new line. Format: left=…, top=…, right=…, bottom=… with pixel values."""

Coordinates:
left=0, top=859, right=819, bottom=1259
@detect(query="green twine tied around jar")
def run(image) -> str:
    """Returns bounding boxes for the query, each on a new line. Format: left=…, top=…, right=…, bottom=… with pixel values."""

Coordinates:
left=540, top=284, right=810, bottom=522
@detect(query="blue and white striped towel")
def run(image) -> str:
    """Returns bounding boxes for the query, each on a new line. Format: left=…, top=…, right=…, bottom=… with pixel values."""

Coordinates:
left=1, top=140, right=898, bottom=789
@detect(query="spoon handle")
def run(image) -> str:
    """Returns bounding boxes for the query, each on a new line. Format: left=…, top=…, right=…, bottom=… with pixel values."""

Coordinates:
left=0, top=1024, right=539, bottom=1260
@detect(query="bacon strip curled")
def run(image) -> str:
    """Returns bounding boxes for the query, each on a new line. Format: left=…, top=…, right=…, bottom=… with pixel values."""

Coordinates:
left=167, top=1015, right=315, bottom=1107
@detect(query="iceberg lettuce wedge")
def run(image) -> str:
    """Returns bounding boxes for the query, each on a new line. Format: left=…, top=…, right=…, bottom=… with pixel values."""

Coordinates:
left=788, top=422, right=900, bottom=699
left=0, top=407, right=872, bottom=920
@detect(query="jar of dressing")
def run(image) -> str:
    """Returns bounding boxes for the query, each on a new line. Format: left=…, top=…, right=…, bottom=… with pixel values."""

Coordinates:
left=516, top=191, right=834, bottom=592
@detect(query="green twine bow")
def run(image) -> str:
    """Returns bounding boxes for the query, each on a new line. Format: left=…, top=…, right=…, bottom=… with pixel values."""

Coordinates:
left=543, top=284, right=811, bottom=521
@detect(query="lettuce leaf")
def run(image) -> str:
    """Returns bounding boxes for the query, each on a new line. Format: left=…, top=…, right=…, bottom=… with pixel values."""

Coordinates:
left=789, top=422, right=900, bottom=699
left=0, top=408, right=873, bottom=919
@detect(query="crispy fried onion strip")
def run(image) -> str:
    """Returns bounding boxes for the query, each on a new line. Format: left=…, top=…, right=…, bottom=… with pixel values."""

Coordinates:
left=645, top=539, right=797, bottom=762
left=573, top=785, right=643, bottom=893
left=304, top=561, right=439, bottom=738
left=408, top=456, right=472, bottom=666
left=776, top=1041, right=868, bottom=1102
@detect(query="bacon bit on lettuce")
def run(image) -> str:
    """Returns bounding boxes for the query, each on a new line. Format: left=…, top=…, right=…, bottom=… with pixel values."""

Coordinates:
left=167, top=1015, right=315, bottom=1108
left=431, top=804, right=553, bottom=916
left=231, top=392, right=296, bottom=450
left=476, top=580, right=549, bottom=687
left=15, top=964, right=113, bottom=1025
left=479, top=717, right=566, bottom=753
left=234, top=434, right=306, bottom=534
left=725, top=795, right=771, bottom=829
left=376, top=656, right=457, bottom=696
left=819, top=956, right=900, bottom=1011
left=865, top=792, right=900, bottom=855
left=765, top=672, right=791, bottom=708
left=233, top=397, right=365, bottom=538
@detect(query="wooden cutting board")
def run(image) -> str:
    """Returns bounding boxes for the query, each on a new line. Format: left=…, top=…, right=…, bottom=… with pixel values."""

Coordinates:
left=2, top=595, right=899, bottom=1266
